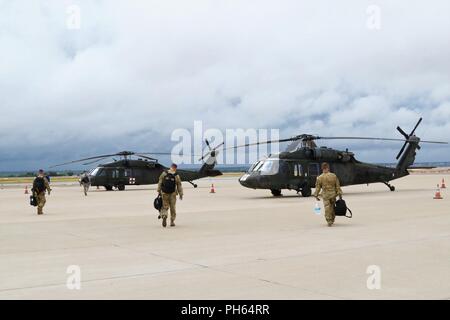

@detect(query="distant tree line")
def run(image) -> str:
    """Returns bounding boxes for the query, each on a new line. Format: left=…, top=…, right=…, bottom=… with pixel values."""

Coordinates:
left=5, top=171, right=77, bottom=178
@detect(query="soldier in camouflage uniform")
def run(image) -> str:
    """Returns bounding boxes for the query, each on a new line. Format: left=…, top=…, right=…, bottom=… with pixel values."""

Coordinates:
left=313, top=162, right=342, bottom=227
left=157, top=164, right=183, bottom=228
left=80, top=172, right=90, bottom=196
left=32, top=169, right=52, bottom=215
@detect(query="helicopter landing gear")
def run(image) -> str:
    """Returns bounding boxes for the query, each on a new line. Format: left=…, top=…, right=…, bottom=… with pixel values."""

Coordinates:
left=187, top=181, right=198, bottom=188
left=383, top=182, right=395, bottom=191
left=117, top=184, right=125, bottom=191
left=271, top=189, right=282, bottom=197
left=300, top=186, right=312, bottom=197
left=104, top=185, right=113, bottom=191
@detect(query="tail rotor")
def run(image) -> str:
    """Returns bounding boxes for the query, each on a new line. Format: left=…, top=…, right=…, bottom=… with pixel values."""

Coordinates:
left=396, top=117, right=422, bottom=160
left=199, top=139, right=223, bottom=163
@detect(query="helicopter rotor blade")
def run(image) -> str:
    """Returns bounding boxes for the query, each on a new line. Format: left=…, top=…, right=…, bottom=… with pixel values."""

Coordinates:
left=137, top=152, right=172, bottom=155
left=216, top=137, right=297, bottom=154
left=198, top=141, right=225, bottom=161
left=209, top=134, right=447, bottom=158
left=50, top=154, right=119, bottom=168
left=205, top=139, right=212, bottom=151
left=138, top=152, right=204, bottom=158
left=396, top=127, right=409, bottom=139
left=396, top=142, right=408, bottom=160
left=52, top=150, right=208, bottom=168
left=315, top=136, right=447, bottom=144
left=135, top=154, right=158, bottom=161
left=410, top=117, right=423, bottom=136
left=82, top=157, right=111, bottom=166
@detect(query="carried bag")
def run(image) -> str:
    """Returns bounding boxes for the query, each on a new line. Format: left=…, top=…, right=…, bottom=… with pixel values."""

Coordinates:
left=334, top=199, right=352, bottom=218
left=153, top=194, right=163, bottom=211
left=30, top=195, right=38, bottom=207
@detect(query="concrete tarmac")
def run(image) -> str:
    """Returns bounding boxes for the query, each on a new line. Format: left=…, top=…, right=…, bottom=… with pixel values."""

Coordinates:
left=0, top=174, right=449, bottom=299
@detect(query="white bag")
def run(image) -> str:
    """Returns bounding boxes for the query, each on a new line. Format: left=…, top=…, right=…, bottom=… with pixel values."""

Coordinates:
left=313, top=201, right=321, bottom=215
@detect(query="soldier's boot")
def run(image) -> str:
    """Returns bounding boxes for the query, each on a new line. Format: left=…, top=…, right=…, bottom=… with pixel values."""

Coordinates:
left=37, top=208, right=43, bottom=215
left=170, top=220, right=175, bottom=227
left=327, top=221, right=333, bottom=227
left=162, top=217, right=167, bottom=227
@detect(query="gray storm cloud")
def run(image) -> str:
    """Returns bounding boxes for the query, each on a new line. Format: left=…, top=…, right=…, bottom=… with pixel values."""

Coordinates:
left=0, top=0, right=449, bottom=170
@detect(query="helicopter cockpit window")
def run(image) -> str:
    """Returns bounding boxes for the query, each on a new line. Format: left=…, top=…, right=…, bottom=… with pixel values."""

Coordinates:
left=258, top=160, right=279, bottom=175
left=251, top=161, right=264, bottom=172
left=248, top=161, right=259, bottom=172
left=294, top=164, right=303, bottom=177
left=90, top=168, right=100, bottom=176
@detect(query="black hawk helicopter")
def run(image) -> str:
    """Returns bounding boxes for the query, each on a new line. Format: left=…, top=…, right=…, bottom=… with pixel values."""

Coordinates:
left=207, top=118, right=447, bottom=197
left=51, top=141, right=222, bottom=190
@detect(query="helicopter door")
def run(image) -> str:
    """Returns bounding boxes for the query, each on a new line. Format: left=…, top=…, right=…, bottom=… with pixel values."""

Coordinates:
left=307, top=163, right=320, bottom=185
left=124, top=169, right=135, bottom=184
left=288, top=162, right=304, bottom=190
left=112, top=168, right=126, bottom=185
left=294, top=163, right=303, bottom=177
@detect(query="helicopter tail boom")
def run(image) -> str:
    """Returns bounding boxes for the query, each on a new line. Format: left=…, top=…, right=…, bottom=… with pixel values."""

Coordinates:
left=395, top=136, right=420, bottom=175
left=394, top=118, right=422, bottom=175
left=198, top=150, right=222, bottom=176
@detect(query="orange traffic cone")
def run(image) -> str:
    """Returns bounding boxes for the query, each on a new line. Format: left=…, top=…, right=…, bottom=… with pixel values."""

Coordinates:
left=441, top=178, right=446, bottom=189
left=210, top=184, right=215, bottom=193
left=433, top=184, right=443, bottom=199
left=24, top=186, right=29, bottom=194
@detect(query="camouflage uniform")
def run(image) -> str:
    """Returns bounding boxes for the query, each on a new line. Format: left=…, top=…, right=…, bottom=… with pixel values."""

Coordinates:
left=80, top=174, right=90, bottom=196
left=313, top=172, right=342, bottom=226
left=157, top=170, right=183, bottom=226
left=32, top=175, right=51, bottom=215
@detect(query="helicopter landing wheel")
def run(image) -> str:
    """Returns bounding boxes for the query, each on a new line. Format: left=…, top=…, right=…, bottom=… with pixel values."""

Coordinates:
left=383, top=182, right=395, bottom=192
left=104, top=185, right=113, bottom=191
left=188, top=181, right=198, bottom=188
left=271, top=189, right=282, bottom=197
left=117, top=184, right=125, bottom=191
left=300, top=186, right=312, bottom=197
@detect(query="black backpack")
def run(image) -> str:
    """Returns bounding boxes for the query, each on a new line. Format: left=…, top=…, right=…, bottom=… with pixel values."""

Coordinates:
left=33, top=177, right=46, bottom=193
left=161, top=172, right=177, bottom=193
left=154, top=194, right=163, bottom=211
left=334, top=199, right=352, bottom=218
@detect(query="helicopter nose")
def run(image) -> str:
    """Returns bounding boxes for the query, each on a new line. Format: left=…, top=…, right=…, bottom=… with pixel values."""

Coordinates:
left=239, top=173, right=255, bottom=188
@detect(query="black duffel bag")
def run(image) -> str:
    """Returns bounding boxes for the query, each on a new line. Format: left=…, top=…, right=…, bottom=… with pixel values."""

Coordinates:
left=334, top=199, right=352, bottom=218
left=30, top=195, right=38, bottom=207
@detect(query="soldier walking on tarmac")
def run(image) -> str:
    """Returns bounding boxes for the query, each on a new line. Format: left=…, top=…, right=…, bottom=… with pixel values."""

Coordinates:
left=157, top=163, right=183, bottom=228
left=313, top=162, right=343, bottom=227
left=32, top=169, right=51, bottom=215
left=80, top=172, right=90, bottom=196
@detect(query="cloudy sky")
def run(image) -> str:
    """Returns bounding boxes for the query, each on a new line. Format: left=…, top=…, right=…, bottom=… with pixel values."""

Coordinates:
left=1, top=0, right=449, bottom=170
